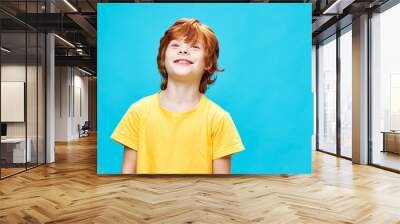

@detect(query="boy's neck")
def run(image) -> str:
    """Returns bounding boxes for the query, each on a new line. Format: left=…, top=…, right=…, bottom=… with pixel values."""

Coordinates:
left=161, top=79, right=201, bottom=104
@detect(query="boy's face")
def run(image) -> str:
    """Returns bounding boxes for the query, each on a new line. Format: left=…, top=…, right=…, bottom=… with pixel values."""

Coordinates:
left=164, top=38, right=207, bottom=83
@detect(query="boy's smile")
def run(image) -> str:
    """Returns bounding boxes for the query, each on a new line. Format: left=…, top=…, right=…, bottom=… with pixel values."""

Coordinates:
left=164, top=39, right=206, bottom=81
left=174, top=59, right=193, bottom=65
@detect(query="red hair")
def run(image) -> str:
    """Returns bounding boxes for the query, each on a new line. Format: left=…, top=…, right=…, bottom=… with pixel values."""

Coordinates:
left=157, top=18, right=224, bottom=93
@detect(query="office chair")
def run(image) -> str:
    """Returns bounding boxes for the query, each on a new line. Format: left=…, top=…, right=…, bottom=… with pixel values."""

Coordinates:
left=79, top=121, right=90, bottom=138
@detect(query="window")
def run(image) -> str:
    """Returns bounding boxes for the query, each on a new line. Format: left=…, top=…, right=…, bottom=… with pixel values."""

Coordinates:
left=371, top=2, right=400, bottom=171
left=317, top=35, right=337, bottom=154
left=339, top=27, right=352, bottom=158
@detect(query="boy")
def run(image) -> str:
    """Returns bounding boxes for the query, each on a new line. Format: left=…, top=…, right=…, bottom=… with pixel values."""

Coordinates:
left=111, top=18, right=244, bottom=174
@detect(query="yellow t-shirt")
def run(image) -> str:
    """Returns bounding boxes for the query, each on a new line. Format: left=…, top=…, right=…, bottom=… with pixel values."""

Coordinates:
left=110, top=92, right=245, bottom=174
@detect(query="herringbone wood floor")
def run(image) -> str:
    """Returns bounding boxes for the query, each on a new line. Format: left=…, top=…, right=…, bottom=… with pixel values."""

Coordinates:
left=1, top=135, right=400, bottom=224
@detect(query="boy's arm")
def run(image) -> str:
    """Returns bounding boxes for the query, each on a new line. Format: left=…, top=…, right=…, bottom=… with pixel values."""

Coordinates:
left=212, top=155, right=231, bottom=174
left=122, top=146, right=137, bottom=174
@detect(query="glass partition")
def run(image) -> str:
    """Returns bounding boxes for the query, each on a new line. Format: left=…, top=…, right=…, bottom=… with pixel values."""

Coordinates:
left=1, top=30, right=28, bottom=177
left=0, top=1, right=46, bottom=179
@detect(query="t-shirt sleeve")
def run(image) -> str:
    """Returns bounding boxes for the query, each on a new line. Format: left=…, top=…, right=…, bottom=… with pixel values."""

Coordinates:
left=110, top=105, right=140, bottom=151
left=212, top=112, right=245, bottom=160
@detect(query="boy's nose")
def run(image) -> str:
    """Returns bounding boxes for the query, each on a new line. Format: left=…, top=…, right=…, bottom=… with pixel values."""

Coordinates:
left=179, top=49, right=189, bottom=54
left=178, top=45, right=190, bottom=55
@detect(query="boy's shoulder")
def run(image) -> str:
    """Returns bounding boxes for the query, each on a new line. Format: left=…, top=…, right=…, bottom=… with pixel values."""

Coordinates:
left=203, top=96, right=230, bottom=119
left=127, top=93, right=158, bottom=113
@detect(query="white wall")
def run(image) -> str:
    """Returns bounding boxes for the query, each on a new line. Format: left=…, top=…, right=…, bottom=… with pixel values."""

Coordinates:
left=55, top=67, right=89, bottom=141
left=55, top=66, right=69, bottom=141
left=72, top=72, right=89, bottom=138
left=1, top=65, right=25, bottom=131
left=1, top=65, right=40, bottom=137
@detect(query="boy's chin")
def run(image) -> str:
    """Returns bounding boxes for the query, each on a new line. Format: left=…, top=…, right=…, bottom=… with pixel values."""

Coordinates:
left=169, top=70, right=194, bottom=77
left=169, top=72, right=199, bottom=81
left=173, top=72, right=192, bottom=77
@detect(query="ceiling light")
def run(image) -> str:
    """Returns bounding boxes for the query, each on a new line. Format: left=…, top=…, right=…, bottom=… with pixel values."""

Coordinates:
left=63, top=0, right=78, bottom=12
left=322, top=0, right=354, bottom=15
left=54, top=34, right=75, bottom=48
left=78, top=67, right=93, bottom=76
left=1, top=47, right=11, bottom=53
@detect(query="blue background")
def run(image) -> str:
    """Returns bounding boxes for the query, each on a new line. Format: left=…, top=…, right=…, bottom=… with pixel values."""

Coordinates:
left=97, top=3, right=313, bottom=174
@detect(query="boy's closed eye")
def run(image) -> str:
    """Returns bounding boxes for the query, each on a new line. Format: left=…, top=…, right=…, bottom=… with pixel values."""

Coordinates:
left=169, top=41, right=201, bottom=49
left=191, top=45, right=201, bottom=49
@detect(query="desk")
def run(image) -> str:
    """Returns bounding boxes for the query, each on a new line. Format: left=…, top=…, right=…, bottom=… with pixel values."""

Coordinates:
left=1, top=138, right=32, bottom=163
left=381, top=131, right=400, bottom=154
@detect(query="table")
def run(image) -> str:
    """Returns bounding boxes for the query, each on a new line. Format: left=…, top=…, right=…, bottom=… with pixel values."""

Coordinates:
left=1, top=138, right=32, bottom=163
left=381, top=131, right=400, bottom=154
